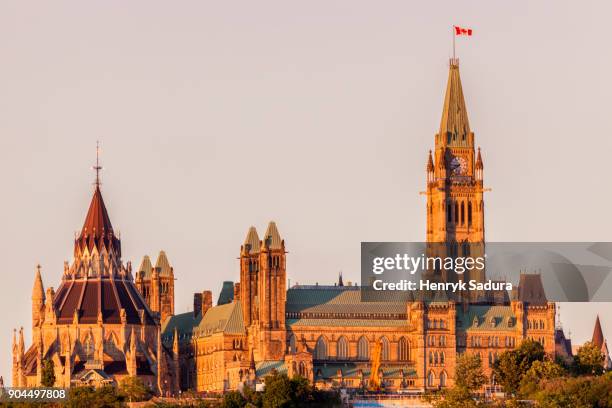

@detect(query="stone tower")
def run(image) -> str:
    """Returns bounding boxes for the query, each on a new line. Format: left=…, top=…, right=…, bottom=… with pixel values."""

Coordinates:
left=239, top=222, right=287, bottom=361
left=426, top=59, right=486, bottom=288
left=136, top=251, right=175, bottom=322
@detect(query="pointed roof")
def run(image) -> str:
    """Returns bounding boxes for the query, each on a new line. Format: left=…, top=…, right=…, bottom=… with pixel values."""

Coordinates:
left=75, top=186, right=121, bottom=257
left=32, top=265, right=45, bottom=300
left=243, top=226, right=260, bottom=254
left=476, top=147, right=484, bottom=169
left=439, top=61, right=470, bottom=140
left=81, top=186, right=114, bottom=236
left=154, top=251, right=172, bottom=276
left=592, top=315, right=604, bottom=348
left=427, top=150, right=434, bottom=171
left=138, top=255, right=153, bottom=278
left=263, top=221, right=283, bottom=250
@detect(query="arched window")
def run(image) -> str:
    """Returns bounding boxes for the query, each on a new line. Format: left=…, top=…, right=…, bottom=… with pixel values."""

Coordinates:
left=288, top=334, right=297, bottom=354
left=440, top=371, right=447, bottom=387
left=315, top=336, right=328, bottom=360
left=447, top=201, right=452, bottom=222
left=461, top=201, right=465, bottom=225
left=455, top=202, right=459, bottom=223
left=427, top=371, right=435, bottom=387
left=357, top=336, right=369, bottom=360
left=336, top=337, right=349, bottom=360
left=440, top=352, right=445, bottom=365
left=434, top=351, right=439, bottom=365
left=440, top=335, right=446, bottom=346
left=488, top=352, right=493, bottom=367
left=380, top=337, right=390, bottom=361
left=299, top=361, right=306, bottom=377
left=398, top=337, right=410, bottom=361
left=429, top=351, right=433, bottom=365
left=540, top=320, right=545, bottom=329
left=468, top=202, right=473, bottom=225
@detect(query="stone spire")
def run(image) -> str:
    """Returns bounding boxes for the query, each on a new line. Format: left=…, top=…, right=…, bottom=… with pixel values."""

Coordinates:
left=137, top=255, right=153, bottom=279
left=439, top=61, right=471, bottom=145
left=592, top=315, right=604, bottom=349
left=263, top=221, right=283, bottom=250
left=243, top=226, right=261, bottom=255
left=154, top=251, right=172, bottom=276
left=32, top=265, right=45, bottom=328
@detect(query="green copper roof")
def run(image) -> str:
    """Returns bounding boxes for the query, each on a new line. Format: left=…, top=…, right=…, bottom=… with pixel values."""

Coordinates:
left=287, top=318, right=409, bottom=328
left=217, top=281, right=234, bottom=305
left=286, top=286, right=407, bottom=315
left=162, top=311, right=201, bottom=337
left=456, top=305, right=517, bottom=331
left=194, top=301, right=245, bottom=337
left=256, top=360, right=287, bottom=377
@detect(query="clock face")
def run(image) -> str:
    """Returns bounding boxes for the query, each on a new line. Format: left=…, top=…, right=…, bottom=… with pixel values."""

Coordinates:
left=450, top=156, right=467, bottom=175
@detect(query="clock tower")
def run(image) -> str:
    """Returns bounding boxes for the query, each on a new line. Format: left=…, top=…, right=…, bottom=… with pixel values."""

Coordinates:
left=425, top=59, right=486, bottom=286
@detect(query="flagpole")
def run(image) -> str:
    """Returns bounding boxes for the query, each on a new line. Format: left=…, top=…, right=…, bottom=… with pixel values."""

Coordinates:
left=452, top=26, right=456, bottom=60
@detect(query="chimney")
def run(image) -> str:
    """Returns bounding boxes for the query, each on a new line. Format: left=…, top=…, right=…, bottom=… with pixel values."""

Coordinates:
left=234, top=283, right=241, bottom=302
left=193, top=293, right=203, bottom=317
left=202, top=291, right=213, bottom=316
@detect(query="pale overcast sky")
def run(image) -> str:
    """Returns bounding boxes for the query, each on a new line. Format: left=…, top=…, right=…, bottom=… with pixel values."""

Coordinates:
left=1, top=0, right=611, bottom=381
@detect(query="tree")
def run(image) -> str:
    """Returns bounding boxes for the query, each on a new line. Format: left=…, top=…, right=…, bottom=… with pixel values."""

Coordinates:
left=572, top=341, right=605, bottom=376
left=40, top=359, right=55, bottom=387
left=454, top=353, right=486, bottom=391
left=518, top=360, right=565, bottom=397
left=221, top=390, right=246, bottom=408
left=262, top=373, right=293, bottom=408
left=533, top=372, right=612, bottom=408
left=432, top=386, right=478, bottom=408
left=64, top=386, right=124, bottom=408
left=493, top=339, right=545, bottom=394
left=119, top=375, right=152, bottom=402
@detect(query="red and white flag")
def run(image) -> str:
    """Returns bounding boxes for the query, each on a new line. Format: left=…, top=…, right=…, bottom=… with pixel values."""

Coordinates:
left=454, top=26, right=473, bottom=36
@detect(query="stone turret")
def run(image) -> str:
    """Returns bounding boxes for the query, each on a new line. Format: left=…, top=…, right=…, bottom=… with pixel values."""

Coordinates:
left=32, top=265, right=45, bottom=333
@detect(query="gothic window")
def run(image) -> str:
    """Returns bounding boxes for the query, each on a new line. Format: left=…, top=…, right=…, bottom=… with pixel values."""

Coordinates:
left=455, top=202, right=459, bottom=223
left=336, top=336, right=349, bottom=360
left=380, top=337, right=390, bottom=361
left=440, top=352, right=445, bottom=365
left=357, top=336, right=369, bottom=360
left=427, top=371, right=435, bottom=387
left=434, top=351, right=439, bottom=365
left=398, top=337, right=410, bottom=361
left=540, top=320, right=545, bottom=329
left=299, top=361, right=306, bottom=377
left=468, top=201, right=473, bottom=225
left=440, top=371, right=447, bottom=387
left=447, top=202, right=452, bottom=222
left=461, top=202, right=465, bottom=225
left=429, top=351, right=433, bottom=365
left=314, top=336, right=328, bottom=360
left=488, top=352, right=493, bottom=367
left=288, top=334, right=297, bottom=354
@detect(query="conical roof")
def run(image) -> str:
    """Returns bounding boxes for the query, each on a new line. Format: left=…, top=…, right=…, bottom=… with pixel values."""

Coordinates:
left=263, top=221, right=283, bottom=250
left=592, top=315, right=604, bottom=348
left=155, top=250, right=172, bottom=276
left=243, top=226, right=260, bottom=254
left=138, top=255, right=153, bottom=278
left=439, top=61, right=470, bottom=141
left=75, top=186, right=121, bottom=256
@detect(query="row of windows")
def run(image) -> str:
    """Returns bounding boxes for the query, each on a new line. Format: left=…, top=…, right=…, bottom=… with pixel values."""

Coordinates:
left=427, top=319, right=447, bottom=329
left=427, top=335, right=447, bottom=347
left=469, top=336, right=516, bottom=348
left=427, top=370, right=448, bottom=387
left=428, top=351, right=446, bottom=366
left=443, top=200, right=483, bottom=226
left=527, top=320, right=547, bottom=330
left=294, top=335, right=411, bottom=361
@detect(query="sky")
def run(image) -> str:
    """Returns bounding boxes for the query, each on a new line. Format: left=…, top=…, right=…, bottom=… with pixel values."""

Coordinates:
left=1, top=0, right=612, bottom=382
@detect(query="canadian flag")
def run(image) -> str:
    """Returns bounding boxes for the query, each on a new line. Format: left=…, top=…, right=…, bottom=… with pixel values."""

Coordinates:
left=454, top=26, right=473, bottom=36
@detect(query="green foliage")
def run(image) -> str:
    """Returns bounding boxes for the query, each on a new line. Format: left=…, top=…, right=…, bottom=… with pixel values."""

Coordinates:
left=572, top=341, right=605, bottom=376
left=518, top=359, right=565, bottom=397
left=431, top=386, right=478, bottom=408
left=63, top=386, right=125, bottom=408
left=222, top=390, right=247, bottom=408
left=493, top=338, right=545, bottom=395
left=533, top=372, right=612, bottom=408
left=262, top=373, right=292, bottom=408
left=454, top=353, right=486, bottom=391
left=40, top=358, right=56, bottom=387
left=118, top=375, right=152, bottom=402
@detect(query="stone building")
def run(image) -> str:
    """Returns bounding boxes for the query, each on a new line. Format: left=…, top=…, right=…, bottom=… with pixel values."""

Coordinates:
left=12, top=181, right=179, bottom=394
left=162, top=60, right=558, bottom=394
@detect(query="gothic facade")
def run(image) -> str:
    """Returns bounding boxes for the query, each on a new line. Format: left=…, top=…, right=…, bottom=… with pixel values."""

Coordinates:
left=12, top=185, right=180, bottom=395
left=162, top=60, right=558, bottom=394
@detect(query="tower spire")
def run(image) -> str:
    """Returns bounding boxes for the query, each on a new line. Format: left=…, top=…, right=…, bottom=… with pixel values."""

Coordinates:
left=93, top=141, right=102, bottom=188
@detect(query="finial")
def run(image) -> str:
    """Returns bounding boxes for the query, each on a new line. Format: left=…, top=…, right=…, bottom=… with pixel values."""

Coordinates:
left=93, top=140, right=103, bottom=188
